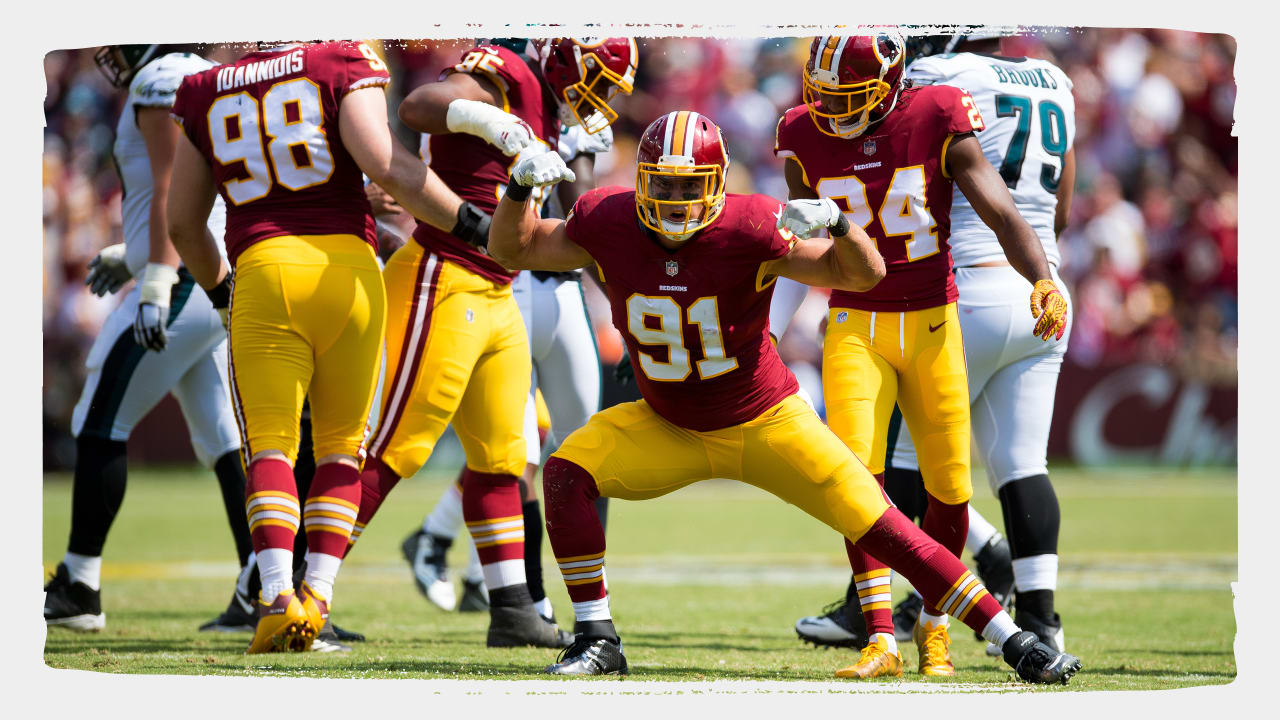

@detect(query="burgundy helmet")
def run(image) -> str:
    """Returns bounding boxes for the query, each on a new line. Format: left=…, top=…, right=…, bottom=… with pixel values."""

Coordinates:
left=634, top=110, right=730, bottom=240
left=803, top=31, right=907, bottom=138
left=539, top=38, right=638, bottom=134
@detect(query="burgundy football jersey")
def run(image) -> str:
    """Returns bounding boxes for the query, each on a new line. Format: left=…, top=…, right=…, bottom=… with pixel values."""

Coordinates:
left=774, top=84, right=985, bottom=312
left=566, top=188, right=800, bottom=432
left=172, top=42, right=390, bottom=265
left=413, top=44, right=561, bottom=285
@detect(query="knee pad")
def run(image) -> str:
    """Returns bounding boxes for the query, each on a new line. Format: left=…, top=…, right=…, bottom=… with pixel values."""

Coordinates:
left=997, top=474, right=1059, bottom=558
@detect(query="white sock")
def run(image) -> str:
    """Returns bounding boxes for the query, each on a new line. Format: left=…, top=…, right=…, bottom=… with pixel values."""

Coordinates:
left=63, top=552, right=102, bottom=591
left=869, top=632, right=898, bottom=654
left=424, top=484, right=464, bottom=538
left=482, top=559, right=527, bottom=591
left=572, top=597, right=611, bottom=622
left=464, top=539, right=484, bottom=583
left=1012, top=554, right=1059, bottom=592
left=235, top=552, right=257, bottom=597
left=534, top=596, right=553, bottom=619
left=919, top=610, right=948, bottom=628
left=966, top=507, right=1000, bottom=555
left=257, top=548, right=293, bottom=604
left=303, top=551, right=342, bottom=603
left=981, top=612, right=1020, bottom=648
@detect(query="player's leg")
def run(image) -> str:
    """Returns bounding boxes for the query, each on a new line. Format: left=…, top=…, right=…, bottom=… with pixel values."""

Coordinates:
left=542, top=400, right=715, bottom=675
left=821, top=307, right=899, bottom=653
left=402, top=472, right=468, bottom=611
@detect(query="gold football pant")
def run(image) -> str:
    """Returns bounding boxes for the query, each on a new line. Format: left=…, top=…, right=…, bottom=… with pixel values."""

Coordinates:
left=822, top=302, right=972, bottom=504
left=368, top=242, right=530, bottom=479
left=552, top=394, right=892, bottom=541
left=228, top=234, right=386, bottom=465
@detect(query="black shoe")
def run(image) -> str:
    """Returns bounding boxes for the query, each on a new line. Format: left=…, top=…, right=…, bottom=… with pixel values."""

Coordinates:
left=545, top=635, right=628, bottom=675
left=487, top=604, right=574, bottom=648
left=794, top=598, right=867, bottom=649
left=1001, top=630, right=1081, bottom=684
left=401, top=529, right=457, bottom=611
left=329, top=621, right=365, bottom=643
left=199, top=588, right=256, bottom=633
left=1015, top=608, right=1065, bottom=653
left=312, top=618, right=353, bottom=653
left=891, top=593, right=922, bottom=642
left=44, top=563, right=105, bottom=632
left=459, top=579, right=490, bottom=612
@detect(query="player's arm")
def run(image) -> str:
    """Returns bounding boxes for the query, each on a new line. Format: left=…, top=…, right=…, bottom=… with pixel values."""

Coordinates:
left=946, top=132, right=1067, bottom=340
left=166, top=130, right=231, bottom=323
left=1054, top=147, right=1076, bottom=237
left=784, top=157, right=820, bottom=200
left=133, top=106, right=185, bottom=350
left=397, top=72, right=534, bottom=156
left=766, top=207, right=885, bottom=293
left=489, top=153, right=592, bottom=271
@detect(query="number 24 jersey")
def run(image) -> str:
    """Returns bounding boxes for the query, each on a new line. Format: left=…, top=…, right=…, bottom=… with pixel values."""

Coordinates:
left=774, top=83, right=985, bottom=312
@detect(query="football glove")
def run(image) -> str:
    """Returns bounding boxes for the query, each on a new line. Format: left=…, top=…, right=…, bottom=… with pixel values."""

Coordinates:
left=85, top=243, right=132, bottom=297
left=205, top=273, right=232, bottom=331
left=511, top=148, right=577, bottom=188
left=776, top=198, right=850, bottom=238
left=614, top=353, right=634, bottom=387
left=1030, top=278, right=1068, bottom=341
left=133, top=263, right=179, bottom=351
left=446, top=98, right=536, bottom=156
left=574, top=124, right=614, bottom=157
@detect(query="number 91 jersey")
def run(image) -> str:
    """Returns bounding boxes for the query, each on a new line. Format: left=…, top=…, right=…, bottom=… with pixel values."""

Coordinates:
left=775, top=84, right=984, bottom=312
left=171, top=41, right=391, bottom=266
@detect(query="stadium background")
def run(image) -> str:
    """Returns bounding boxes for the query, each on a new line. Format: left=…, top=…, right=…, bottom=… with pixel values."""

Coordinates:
left=41, top=30, right=1237, bottom=473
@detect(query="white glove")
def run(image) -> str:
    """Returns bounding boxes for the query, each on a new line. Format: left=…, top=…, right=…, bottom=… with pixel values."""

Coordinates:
left=566, top=124, right=613, bottom=159
left=776, top=198, right=846, bottom=238
left=446, top=98, right=536, bottom=156
left=510, top=149, right=577, bottom=188
left=85, top=243, right=132, bottom=297
left=134, top=263, right=179, bottom=352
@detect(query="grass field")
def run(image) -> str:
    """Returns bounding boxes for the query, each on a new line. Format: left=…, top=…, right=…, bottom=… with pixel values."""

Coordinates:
left=41, top=464, right=1237, bottom=691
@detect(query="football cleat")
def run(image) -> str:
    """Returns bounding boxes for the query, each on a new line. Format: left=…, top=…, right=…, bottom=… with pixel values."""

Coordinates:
left=1015, top=608, right=1066, bottom=653
left=44, top=563, right=105, bottom=632
left=833, top=635, right=903, bottom=679
left=486, top=604, right=574, bottom=648
left=329, top=622, right=365, bottom=643
left=401, top=529, right=457, bottom=611
left=198, top=587, right=256, bottom=633
left=892, top=593, right=922, bottom=643
left=459, top=578, right=490, bottom=612
left=795, top=598, right=868, bottom=649
left=312, top=619, right=353, bottom=653
left=246, top=588, right=315, bottom=654
left=297, top=581, right=330, bottom=637
left=913, top=619, right=955, bottom=677
left=545, top=635, right=628, bottom=676
left=1001, top=630, right=1081, bottom=684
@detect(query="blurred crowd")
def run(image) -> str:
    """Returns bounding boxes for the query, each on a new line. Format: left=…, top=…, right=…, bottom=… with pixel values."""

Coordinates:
left=42, top=30, right=1237, bottom=466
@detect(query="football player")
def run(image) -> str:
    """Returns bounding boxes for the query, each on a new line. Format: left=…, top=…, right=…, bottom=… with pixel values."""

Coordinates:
left=881, top=30, right=1077, bottom=653
left=771, top=32, right=1068, bottom=677
left=44, top=44, right=256, bottom=635
left=345, top=37, right=637, bottom=649
left=167, top=40, right=467, bottom=653
left=486, top=109, right=1080, bottom=685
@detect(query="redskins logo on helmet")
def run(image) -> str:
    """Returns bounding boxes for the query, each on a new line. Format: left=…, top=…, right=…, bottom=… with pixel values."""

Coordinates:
left=538, top=38, right=639, bottom=134
left=803, top=31, right=907, bottom=139
left=635, top=110, right=730, bottom=242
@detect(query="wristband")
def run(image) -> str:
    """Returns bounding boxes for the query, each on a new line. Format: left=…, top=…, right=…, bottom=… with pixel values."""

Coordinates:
left=504, top=181, right=534, bottom=203
left=451, top=201, right=492, bottom=248
left=831, top=213, right=851, bottom=238
left=205, top=275, right=232, bottom=309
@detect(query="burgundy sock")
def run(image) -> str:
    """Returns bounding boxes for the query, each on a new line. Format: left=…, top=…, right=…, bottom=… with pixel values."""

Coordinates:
left=343, top=455, right=401, bottom=556
left=304, top=462, right=362, bottom=558
left=245, top=457, right=300, bottom=554
left=461, top=469, right=525, bottom=570
left=921, top=495, right=969, bottom=615
left=542, top=457, right=607, bottom=603
left=845, top=472, right=893, bottom=637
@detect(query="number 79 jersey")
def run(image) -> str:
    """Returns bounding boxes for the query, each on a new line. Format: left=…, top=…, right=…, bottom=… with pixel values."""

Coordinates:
left=171, top=42, right=390, bottom=266
left=774, top=84, right=984, bottom=312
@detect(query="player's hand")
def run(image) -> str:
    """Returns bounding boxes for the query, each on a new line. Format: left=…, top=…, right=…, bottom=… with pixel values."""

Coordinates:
left=777, top=198, right=849, bottom=238
left=491, top=117, right=537, bottom=156
left=85, top=243, right=132, bottom=297
left=133, top=263, right=179, bottom=352
left=446, top=98, right=538, bottom=156
left=365, top=181, right=401, bottom=217
left=614, top=353, right=634, bottom=386
left=1030, top=278, right=1068, bottom=341
left=576, top=124, right=614, bottom=156
left=511, top=149, right=577, bottom=188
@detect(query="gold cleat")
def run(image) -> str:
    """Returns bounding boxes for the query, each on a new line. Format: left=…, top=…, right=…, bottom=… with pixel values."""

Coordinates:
left=297, top=581, right=330, bottom=636
left=913, top=619, right=955, bottom=677
left=834, top=636, right=904, bottom=679
left=246, top=588, right=316, bottom=654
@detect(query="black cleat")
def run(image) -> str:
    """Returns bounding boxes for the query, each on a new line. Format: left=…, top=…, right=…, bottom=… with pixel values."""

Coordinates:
left=1001, top=630, right=1081, bottom=684
left=795, top=598, right=867, bottom=649
left=312, top=619, right=353, bottom=653
left=459, top=578, right=490, bottom=612
left=546, top=635, right=628, bottom=676
left=1015, top=608, right=1065, bottom=653
left=44, top=563, right=105, bottom=632
left=487, top=604, right=574, bottom=648
left=329, top=621, right=365, bottom=642
left=892, top=593, right=923, bottom=643
left=401, top=529, right=457, bottom=611
left=199, top=588, right=256, bottom=633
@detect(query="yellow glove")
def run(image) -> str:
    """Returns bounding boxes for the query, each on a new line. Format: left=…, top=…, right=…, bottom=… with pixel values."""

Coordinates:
left=1030, top=279, right=1068, bottom=341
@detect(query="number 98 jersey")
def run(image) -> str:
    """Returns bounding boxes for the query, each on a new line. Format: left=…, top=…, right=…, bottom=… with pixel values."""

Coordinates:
left=906, top=53, right=1075, bottom=269
left=775, top=84, right=983, bottom=313
left=171, top=41, right=391, bottom=266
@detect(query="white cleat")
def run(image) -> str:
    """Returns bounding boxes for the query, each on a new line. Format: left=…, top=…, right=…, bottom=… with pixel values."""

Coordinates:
left=401, top=530, right=457, bottom=611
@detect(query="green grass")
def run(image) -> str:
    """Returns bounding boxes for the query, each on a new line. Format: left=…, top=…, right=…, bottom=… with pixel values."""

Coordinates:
left=42, top=465, right=1237, bottom=690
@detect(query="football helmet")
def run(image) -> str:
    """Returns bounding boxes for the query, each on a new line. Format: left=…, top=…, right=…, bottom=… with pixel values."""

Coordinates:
left=94, top=44, right=163, bottom=88
left=538, top=38, right=638, bottom=134
left=803, top=32, right=908, bottom=139
left=634, top=110, right=729, bottom=242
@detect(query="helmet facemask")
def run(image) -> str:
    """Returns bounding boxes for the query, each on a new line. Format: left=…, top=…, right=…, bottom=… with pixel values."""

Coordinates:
left=94, top=44, right=161, bottom=88
left=802, top=65, right=891, bottom=139
left=635, top=158, right=726, bottom=242
left=558, top=52, right=631, bottom=134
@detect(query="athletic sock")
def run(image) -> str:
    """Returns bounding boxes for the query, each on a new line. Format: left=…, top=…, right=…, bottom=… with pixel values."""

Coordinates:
left=302, top=550, right=342, bottom=604
left=918, top=609, right=948, bottom=628
left=347, top=455, right=400, bottom=552
left=245, top=457, right=300, bottom=557
left=534, top=596, right=554, bottom=620
left=965, top=505, right=1000, bottom=556
left=256, top=547, right=293, bottom=604
left=62, top=552, right=102, bottom=591
left=543, top=457, right=609, bottom=606
left=464, top=539, right=484, bottom=584
left=522, top=499, right=546, bottom=603
left=920, top=494, right=968, bottom=616
left=868, top=632, right=898, bottom=654
left=67, top=435, right=128, bottom=559
left=213, top=450, right=254, bottom=566
left=236, top=552, right=257, bottom=598
left=424, top=477, right=465, bottom=538
left=999, top=474, right=1061, bottom=617
left=461, top=468, right=527, bottom=592
left=846, top=473, right=894, bottom=638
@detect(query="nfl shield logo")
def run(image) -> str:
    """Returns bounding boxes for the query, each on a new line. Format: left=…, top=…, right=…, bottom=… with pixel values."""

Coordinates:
left=837, top=311, right=849, bottom=323
left=665, top=260, right=679, bottom=277
left=862, top=139, right=877, bottom=155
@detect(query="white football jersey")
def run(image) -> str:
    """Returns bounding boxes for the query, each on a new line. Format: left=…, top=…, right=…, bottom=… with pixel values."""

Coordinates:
left=115, top=53, right=227, bottom=277
left=906, top=52, right=1075, bottom=268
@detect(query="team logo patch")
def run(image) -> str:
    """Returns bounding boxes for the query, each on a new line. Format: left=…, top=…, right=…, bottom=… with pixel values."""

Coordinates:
left=836, top=311, right=848, bottom=323
left=862, top=139, right=877, bottom=155
left=465, top=309, right=475, bottom=323
left=665, top=260, right=679, bottom=277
